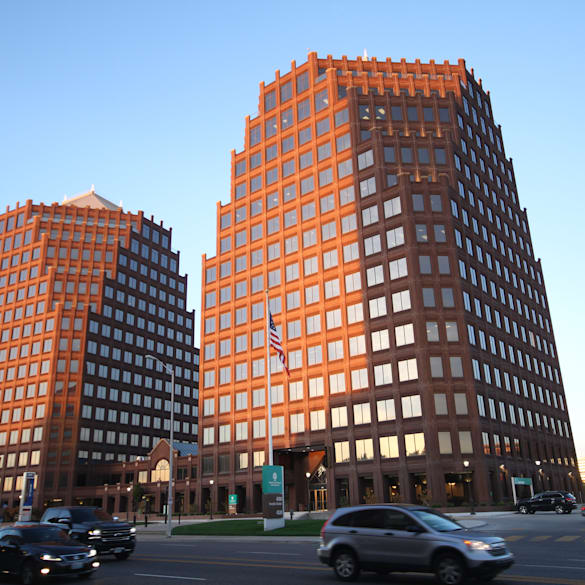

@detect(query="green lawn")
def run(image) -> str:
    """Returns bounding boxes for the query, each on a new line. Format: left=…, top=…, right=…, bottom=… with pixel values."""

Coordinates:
left=172, top=518, right=324, bottom=536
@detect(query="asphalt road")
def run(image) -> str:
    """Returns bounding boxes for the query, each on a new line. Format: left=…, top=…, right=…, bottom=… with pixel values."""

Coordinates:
left=5, top=512, right=585, bottom=585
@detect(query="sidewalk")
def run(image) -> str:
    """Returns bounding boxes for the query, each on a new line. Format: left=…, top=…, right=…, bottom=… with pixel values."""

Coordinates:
left=134, top=510, right=517, bottom=535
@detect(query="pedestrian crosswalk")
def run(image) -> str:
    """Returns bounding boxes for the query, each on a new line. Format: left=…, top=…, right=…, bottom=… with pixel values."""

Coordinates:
left=504, top=534, right=584, bottom=543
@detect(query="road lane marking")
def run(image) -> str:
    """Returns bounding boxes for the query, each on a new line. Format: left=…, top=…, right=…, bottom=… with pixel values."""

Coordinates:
left=530, top=535, right=552, bottom=541
left=516, top=564, right=585, bottom=571
left=242, top=551, right=302, bottom=556
left=555, top=535, right=580, bottom=542
left=506, top=576, right=585, bottom=585
left=132, top=556, right=328, bottom=572
left=505, top=535, right=525, bottom=541
left=135, top=575, right=206, bottom=582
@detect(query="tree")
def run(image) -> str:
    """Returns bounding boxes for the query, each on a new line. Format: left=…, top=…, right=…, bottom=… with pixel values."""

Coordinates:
left=132, top=484, right=145, bottom=511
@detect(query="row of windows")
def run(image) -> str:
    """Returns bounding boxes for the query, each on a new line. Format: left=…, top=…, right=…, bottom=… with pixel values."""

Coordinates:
left=221, top=181, right=355, bottom=240
left=237, top=126, right=351, bottom=186
left=0, top=425, right=43, bottom=446
left=464, top=296, right=558, bottom=385
left=480, top=431, right=573, bottom=467
left=211, top=183, right=402, bottom=284
left=476, top=393, right=569, bottom=439
left=37, top=210, right=132, bottom=229
left=0, top=247, right=41, bottom=273
left=128, top=239, right=178, bottom=272
left=0, top=212, right=27, bottom=233
left=249, top=86, right=335, bottom=149
left=118, top=254, right=184, bottom=290
left=79, top=422, right=197, bottom=443
left=85, top=360, right=199, bottom=389
left=236, top=154, right=354, bottom=199
left=0, top=382, right=48, bottom=403
left=111, top=275, right=186, bottom=309
left=0, top=403, right=46, bottom=424
left=358, top=103, right=450, bottom=124
left=203, top=349, right=462, bottom=391
left=453, top=198, right=541, bottom=303
left=204, top=282, right=454, bottom=350
left=82, top=382, right=197, bottom=412
left=0, top=229, right=34, bottom=254
left=86, top=343, right=195, bottom=377
left=90, top=311, right=191, bottom=345
left=0, top=300, right=48, bottom=325
left=453, top=211, right=550, bottom=337
left=45, top=244, right=119, bottom=262
left=460, top=273, right=545, bottom=335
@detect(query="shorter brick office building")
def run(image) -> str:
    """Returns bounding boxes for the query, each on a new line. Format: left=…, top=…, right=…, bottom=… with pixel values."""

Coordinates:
left=0, top=192, right=199, bottom=511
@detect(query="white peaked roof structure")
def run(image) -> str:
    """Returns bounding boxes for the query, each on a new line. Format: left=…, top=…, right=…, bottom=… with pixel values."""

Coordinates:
left=62, top=185, right=122, bottom=211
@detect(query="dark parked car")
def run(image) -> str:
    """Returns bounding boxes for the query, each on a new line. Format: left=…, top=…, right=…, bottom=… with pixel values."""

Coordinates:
left=40, top=507, right=136, bottom=559
left=318, top=504, right=514, bottom=584
left=0, top=524, right=99, bottom=584
left=516, top=491, right=576, bottom=514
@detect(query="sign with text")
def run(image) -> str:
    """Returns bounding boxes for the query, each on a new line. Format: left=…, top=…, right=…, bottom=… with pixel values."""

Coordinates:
left=513, top=477, right=532, bottom=486
left=18, top=472, right=36, bottom=522
left=228, top=494, right=238, bottom=515
left=262, top=465, right=284, bottom=521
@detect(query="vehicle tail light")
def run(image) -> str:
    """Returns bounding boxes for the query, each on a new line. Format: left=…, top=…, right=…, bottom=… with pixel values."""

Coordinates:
left=320, top=518, right=330, bottom=539
left=581, top=506, right=585, bottom=511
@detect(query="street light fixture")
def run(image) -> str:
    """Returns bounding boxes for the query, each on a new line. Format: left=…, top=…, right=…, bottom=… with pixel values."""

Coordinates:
left=462, top=460, right=475, bottom=515
left=305, top=472, right=311, bottom=517
left=126, top=486, right=132, bottom=522
left=209, top=480, right=214, bottom=520
left=146, top=354, right=175, bottom=539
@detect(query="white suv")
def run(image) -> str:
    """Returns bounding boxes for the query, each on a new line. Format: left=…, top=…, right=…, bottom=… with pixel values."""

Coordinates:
left=317, top=504, right=514, bottom=584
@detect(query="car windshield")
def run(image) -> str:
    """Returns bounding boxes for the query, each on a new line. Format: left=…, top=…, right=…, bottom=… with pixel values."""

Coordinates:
left=411, top=509, right=463, bottom=532
left=20, top=527, right=71, bottom=543
left=70, top=508, right=113, bottom=523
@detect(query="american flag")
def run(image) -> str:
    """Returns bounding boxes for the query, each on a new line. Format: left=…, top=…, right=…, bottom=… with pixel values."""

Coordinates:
left=269, top=312, right=289, bottom=376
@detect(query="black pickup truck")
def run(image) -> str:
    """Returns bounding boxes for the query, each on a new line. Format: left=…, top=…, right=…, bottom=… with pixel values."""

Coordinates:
left=40, top=506, right=136, bottom=559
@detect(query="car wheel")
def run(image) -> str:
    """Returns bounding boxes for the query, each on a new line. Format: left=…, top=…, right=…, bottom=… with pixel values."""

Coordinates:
left=115, top=551, right=131, bottom=560
left=21, top=561, right=38, bottom=585
left=555, top=505, right=564, bottom=514
left=332, top=549, right=360, bottom=582
left=434, top=553, right=466, bottom=585
left=518, top=505, right=529, bottom=514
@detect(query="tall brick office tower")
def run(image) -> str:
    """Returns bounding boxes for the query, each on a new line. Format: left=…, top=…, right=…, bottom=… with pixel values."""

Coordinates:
left=0, top=190, right=199, bottom=509
left=199, top=53, right=579, bottom=513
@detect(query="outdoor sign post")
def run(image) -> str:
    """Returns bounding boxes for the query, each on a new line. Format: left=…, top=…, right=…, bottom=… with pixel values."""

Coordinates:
left=262, top=465, right=284, bottom=530
left=511, top=476, right=533, bottom=504
left=18, top=472, right=36, bottom=522
left=228, top=494, right=238, bottom=516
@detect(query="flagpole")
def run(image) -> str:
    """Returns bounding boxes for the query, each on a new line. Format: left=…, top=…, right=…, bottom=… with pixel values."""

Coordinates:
left=265, top=289, right=273, bottom=466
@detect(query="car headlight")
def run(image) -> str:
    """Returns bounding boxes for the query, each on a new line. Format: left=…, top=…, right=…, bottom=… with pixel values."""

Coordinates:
left=88, top=549, right=97, bottom=557
left=130, top=527, right=136, bottom=534
left=40, top=553, right=63, bottom=561
left=464, top=540, right=492, bottom=551
left=88, top=529, right=101, bottom=536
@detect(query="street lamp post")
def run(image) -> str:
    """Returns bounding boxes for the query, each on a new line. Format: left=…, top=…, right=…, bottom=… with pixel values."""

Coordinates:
left=305, top=472, right=311, bottom=517
left=463, top=460, right=475, bottom=515
left=126, top=486, right=131, bottom=522
left=146, top=354, right=175, bottom=539
left=209, top=480, right=214, bottom=520
left=535, top=460, right=542, bottom=491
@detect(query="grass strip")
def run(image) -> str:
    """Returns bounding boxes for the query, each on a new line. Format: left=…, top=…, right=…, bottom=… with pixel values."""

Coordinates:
left=172, top=518, right=323, bottom=536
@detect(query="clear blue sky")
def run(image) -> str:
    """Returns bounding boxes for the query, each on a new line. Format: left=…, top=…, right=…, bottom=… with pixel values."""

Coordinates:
left=1, top=1, right=584, bottom=456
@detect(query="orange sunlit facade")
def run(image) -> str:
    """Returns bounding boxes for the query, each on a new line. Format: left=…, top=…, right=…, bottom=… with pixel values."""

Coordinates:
left=200, top=53, right=579, bottom=513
